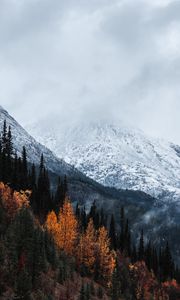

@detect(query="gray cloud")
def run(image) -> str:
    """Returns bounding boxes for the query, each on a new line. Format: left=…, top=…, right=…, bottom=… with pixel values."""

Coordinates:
left=0, top=0, right=180, bottom=143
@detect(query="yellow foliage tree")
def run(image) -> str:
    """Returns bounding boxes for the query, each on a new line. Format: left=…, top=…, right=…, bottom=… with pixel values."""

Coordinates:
left=57, top=199, right=78, bottom=255
left=76, top=218, right=96, bottom=273
left=45, top=210, right=59, bottom=242
left=0, top=182, right=30, bottom=219
left=96, top=226, right=116, bottom=284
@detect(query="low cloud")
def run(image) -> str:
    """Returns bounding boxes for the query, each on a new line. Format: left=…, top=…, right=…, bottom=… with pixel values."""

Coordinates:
left=0, top=0, right=180, bottom=142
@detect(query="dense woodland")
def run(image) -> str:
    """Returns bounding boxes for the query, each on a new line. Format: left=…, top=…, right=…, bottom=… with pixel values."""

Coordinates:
left=0, top=120, right=180, bottom=300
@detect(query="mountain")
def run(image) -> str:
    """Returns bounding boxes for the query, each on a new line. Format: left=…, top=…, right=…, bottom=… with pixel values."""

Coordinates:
left=0, top=106, right=80, bottom=177
left=0, top=106, right=154, bottom=209
left=1, top=106, right=179, bottom=262
left=27, top=119, right=180, bottom=203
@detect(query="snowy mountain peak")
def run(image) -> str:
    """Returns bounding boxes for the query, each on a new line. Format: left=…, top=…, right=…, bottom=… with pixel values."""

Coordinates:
left=27, top=119, right=180, bottom=202
left=0, top=107, right=82, bottom=177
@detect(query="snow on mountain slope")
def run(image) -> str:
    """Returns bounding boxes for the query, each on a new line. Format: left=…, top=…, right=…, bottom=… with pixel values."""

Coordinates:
left=0, top=106, right=81, bottom=177
left=27, top=119, right=180, bottom=202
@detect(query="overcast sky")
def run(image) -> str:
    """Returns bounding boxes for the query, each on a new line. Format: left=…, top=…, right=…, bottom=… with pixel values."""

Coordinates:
left=0, top=0, right=180, bottom=143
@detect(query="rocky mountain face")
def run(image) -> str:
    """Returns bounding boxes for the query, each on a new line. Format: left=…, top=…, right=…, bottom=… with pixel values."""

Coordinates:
left=0, top=105, right=153, bottom=210
left=27, top=119, right=180, bottom=203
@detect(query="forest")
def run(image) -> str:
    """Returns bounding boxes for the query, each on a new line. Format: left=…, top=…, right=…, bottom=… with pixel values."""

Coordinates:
left=0, top=120, right=180, bottom=300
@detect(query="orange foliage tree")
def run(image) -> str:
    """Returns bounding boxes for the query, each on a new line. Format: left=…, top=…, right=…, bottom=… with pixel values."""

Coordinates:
left=96, top=226, right=116, bottom=284
left=76, top=218, right=96, bottom=273
left=45, top=202, right=115, bottom=282
left=76, top=220, right=115, bottom=282
left=57, top=199, right=78, bottom=255
left=45, top=210, right=59, bottom=241
left=129, top=261, right=169, bottom=300
left=0, top=182, right=30, bottom=219
left=45, top=199, right=78, bottom=256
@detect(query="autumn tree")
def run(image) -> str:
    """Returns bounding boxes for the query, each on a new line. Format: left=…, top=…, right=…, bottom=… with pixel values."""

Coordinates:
left=96, top=226, right=116, bottom=284
left=45, top=210, right=59, bottom=239
left=57, top=199, right=78, bottom=255
left=76, top=218, right=96, bottom=274
left=0, top=182, right=30, bottom=220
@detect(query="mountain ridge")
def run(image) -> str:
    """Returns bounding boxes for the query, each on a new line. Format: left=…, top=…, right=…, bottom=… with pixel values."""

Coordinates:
left=1, top=106, right=180, bottom=262
left=27, top=118, right=180, bottom=203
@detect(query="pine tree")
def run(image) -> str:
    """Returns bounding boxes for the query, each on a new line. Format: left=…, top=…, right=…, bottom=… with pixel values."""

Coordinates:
left=75, top=202, right=80, bottom=220
left=89, top=201, right=96, bottom=223
left=109, top=214, right=117, bottom=250
left=86, top=283, right=90, bottom=300
left=12, top=152, right=18, bottom=189
left=22, top=146, right=28, bottom=189
left=6, top=126, right=13, bottom=182
left=97, top=287, right=103, bottom=299
left=54, top=177, right=64, bottom=213
left=163, top=242, right=173, bottom=280
left=2, top=120, right=7, bottom=154
left=90, top=281, right=95, bottom=296
left=31, top=228, right=47, bottom=285
left=15, top=268, right=32, bottom=299
left=79, top=282, right=86, bottom=300
left=100, top=208, right=107, bottom=227
left=37, top=155, right=52, bottom=218
left=63, top=175, right=68, bottom=198
left=138, top=229, right=144, bottom=260
left=132, top=244, right=137, bottom=263
left=111, top=259, right=122, bottom=300
left=80, top=206, right=87, bottom=232
left=145, top=240, right=152, bottom=271
left=120, top=207, right=125, bottom=251
left=7, top=126, right=13, bottom=157
left=44, top=230, right=57, bottom=269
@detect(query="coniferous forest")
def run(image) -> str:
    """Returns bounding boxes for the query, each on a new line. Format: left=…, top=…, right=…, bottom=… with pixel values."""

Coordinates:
left=0, top=120, right=180, bottom=300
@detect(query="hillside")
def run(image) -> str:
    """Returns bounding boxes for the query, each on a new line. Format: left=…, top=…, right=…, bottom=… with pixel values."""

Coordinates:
left=27, top=119, right=180, bottom=203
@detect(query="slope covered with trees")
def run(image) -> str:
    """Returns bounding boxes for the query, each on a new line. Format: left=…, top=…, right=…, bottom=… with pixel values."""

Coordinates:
left=0, top=120, right=180, bottom=300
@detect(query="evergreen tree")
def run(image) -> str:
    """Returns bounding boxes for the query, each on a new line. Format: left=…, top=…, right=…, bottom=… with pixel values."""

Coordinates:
left=162, top=242, right=173, bottom=280
left=79, top=282, right=86, bottom=300
left=75, top=202, right=80, bottom=220
left=7, top=125, right=13, bottom=157
left=63, top=175, right=68, bottom=199
left=120, top=207, right=125, bottom=251
left=12, top=152, right=18, bottom=189
left=132, top=244, right=137, bottom=263
left=138, top=229, right=144, bottom=260
left=109, top=214, right=117, bottom=250
left=2, top=120, right=7, bottom=154
left=86, top=283, right=90, bottom=300
left=111, top=259, right=122, bottom=300
left=90, top=281, right=95, bottom=296
left=97, top=287, right=103, bottom=299
left=36, top=155, right=52, bottom=218
left=15, top=268, right=32, bottom=299
left=54, top=177, right=64, bottom=213
left=22, top=146, right=28, bottom=189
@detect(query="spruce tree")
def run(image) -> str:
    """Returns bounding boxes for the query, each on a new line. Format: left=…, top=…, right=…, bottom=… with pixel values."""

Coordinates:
left=111, top=259, right=122, bottom=300
left=54, top=177, right=64, bottom=213
left=22, top=146, right=28, bottom=189
left=37, top=155, right=52, bottom=218
left=120, top=207, right=125, bottom=251
left=15, top=268, right=32, bottom=299
left=138, top=229, right=144, bottom=260
left=109, top=214, right=117, bottom=250
left=79, top=282, right=86, bottom=300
